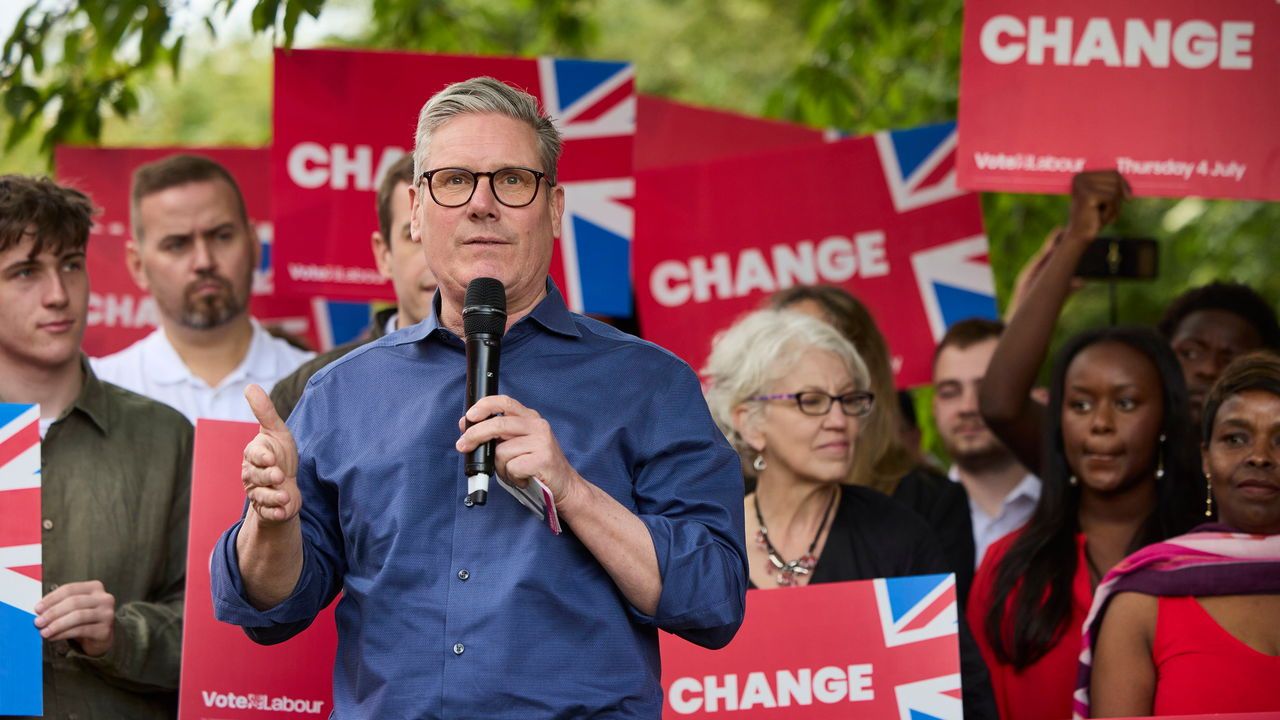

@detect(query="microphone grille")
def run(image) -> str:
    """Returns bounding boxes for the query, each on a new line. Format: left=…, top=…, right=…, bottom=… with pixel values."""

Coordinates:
left=463, top=277, right=507, bottom=336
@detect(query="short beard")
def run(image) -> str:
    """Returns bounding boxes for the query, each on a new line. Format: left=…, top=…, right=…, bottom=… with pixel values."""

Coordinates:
left=180, top=274, right=246, bottom=330
left=948, top=441, right=1020, bottom=475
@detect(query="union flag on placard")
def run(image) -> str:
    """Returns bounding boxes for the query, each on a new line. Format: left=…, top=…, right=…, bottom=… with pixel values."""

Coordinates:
left=659, top=574, right=961, bottom=719
left=0, top=403, right=42, bottom=716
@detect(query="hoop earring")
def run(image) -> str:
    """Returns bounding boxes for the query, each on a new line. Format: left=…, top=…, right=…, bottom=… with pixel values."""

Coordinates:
left=1155, top=434, right=1166, bottom=479
left=1204, top=472, right=1214, bottom=518
left=753, top=454, right=767, bottom=472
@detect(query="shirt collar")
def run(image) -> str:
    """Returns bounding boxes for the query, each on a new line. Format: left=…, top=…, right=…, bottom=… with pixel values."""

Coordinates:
left=401, top=278, right=581, bottom=345
left=63, top=356, right=111, bottom=435
left=948, top=465, right=1043, bottom=506
left=142, top=320, right=282, bottom=387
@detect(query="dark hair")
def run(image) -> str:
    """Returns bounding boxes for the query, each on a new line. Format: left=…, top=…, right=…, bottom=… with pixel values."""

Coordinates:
left=131, top=154, right=248, bottom=240
left=0, top=175, right=96, bottom=257
left=1158, top=282, right=1280, bottom=349
left=375, top=154, right=416, bottom=242
left=1201, top=351, right=1280, bottom=445
left=770, top=285, right=915, bottom=493
left=932, top=317, right=1005, bottom=369
left=985, top=326, right=1201, bottom=668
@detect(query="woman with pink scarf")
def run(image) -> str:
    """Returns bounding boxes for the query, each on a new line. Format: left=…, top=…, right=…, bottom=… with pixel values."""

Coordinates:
left=1079, top=351, right=1280, bottom=717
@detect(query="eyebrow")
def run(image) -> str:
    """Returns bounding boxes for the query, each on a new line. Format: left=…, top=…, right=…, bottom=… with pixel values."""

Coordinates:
left=2, top=258, right=39, bottom=274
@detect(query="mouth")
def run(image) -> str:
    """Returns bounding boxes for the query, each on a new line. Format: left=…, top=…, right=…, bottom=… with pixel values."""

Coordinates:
left=1082, top=449, right=1123, bottom=465
left=38, top=319, right=76, bottom=333
left=1235, top=477, right=1280, bottom=497
left=462, top=237, right=511, bottom=246
left=815, top=440, right=850, bottom=453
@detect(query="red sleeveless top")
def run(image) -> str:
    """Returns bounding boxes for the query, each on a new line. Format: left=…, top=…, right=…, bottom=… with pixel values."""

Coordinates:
left=1153, top=595, right=1280, bottom=715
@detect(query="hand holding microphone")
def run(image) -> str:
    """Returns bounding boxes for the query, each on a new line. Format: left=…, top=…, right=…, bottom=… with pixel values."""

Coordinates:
left=462, top=277, right=507, bottom=506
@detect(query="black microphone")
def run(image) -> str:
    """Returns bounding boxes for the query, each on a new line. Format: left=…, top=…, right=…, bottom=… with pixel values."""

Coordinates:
left=463, top=277, right=507, bottom=506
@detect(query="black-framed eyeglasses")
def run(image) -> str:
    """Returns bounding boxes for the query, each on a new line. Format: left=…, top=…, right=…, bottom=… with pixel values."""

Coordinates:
left=749, top=391, right=876, bottom=417
left=420, top=167, right=553, bottom=208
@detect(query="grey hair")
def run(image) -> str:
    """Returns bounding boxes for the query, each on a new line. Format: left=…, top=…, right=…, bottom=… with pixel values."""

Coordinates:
left=412, top=76, right=564, bottom=186
left=703, top=308, right=871, bottom=462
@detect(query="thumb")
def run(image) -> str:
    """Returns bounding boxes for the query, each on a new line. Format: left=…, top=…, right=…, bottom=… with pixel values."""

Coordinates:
left=245, top=384, right=287, bottom=434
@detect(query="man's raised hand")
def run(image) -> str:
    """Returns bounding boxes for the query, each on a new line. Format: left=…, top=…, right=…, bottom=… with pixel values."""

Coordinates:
left=242, top=384, right=301, bottom=524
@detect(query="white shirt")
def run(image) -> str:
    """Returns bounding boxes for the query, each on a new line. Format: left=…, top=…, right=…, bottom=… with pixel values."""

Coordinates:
left=949, top=466, right=1041, bottom=569
left=90, top=320, right=314, bottom=424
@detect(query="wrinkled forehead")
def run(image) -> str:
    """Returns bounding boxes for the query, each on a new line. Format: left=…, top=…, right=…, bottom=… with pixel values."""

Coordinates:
left=424, top=113, right=543, bottom=170
left=135, top=179, right=246, bottom=239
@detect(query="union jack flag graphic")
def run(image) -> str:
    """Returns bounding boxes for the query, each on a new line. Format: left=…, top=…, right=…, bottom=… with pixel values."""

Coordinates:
left=874, top=122, right=998, bottom=339
left=874, top=574, right=963, bottom=720
left=538, top=58, right=636, bottom=317
left=0, top=403, right=42, bottom=716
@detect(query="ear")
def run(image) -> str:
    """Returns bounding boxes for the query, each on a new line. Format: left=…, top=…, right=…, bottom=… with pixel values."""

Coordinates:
left=408, top=183, right=423, bottom=245
left=549, top=183, right=565, bottom=238
left=732, top=403, right=766, bottom=454
left=371, top=231, right=393, bottom=280
left=124, top=239, right=149, bottom=291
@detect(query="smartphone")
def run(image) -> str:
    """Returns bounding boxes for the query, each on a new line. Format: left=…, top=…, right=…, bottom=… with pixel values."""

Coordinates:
left=1075, top=236, right=1159, bottom=279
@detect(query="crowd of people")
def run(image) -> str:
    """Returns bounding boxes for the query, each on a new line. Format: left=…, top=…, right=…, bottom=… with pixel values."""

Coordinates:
left=1, top=75, right=1277, bottom=719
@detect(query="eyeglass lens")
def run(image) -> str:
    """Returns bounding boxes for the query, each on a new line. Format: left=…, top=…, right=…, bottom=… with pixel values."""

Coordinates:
left=795, top=392, right=872, bottom=417
left=429, top=168, right=540, bottom=207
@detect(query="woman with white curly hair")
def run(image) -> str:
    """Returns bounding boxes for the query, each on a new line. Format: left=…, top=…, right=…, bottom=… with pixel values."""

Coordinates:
left=704, top=308, right=997, bottom=718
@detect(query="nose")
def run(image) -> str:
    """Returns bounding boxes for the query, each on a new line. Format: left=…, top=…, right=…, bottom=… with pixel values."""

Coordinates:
left=1089, top=403, right=1115, bottom=434
left=42, top=269, right=69, bottom=308
left=1246, top=436, right=1276, bottom=468
left=192, top=237, right=216, bottom=272
left=958, top=385, right=980, bottom=416
left=821, top=399, right=849, bottom=429
left=467, top=177, right=500, bottom=218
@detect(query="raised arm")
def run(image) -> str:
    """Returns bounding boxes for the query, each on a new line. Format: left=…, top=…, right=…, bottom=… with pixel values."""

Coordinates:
left=980, top=170, right=1131, bottom=472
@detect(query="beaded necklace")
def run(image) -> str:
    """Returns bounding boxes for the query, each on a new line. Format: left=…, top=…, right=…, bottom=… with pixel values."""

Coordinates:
left=752, top=487, right=838, bottom=587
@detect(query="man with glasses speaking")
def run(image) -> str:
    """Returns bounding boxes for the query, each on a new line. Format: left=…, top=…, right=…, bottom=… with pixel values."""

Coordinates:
left=210, top=77, right=748, bottom=718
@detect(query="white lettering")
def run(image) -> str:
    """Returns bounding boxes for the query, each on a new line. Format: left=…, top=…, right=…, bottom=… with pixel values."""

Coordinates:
left=651, top=261, right=692, bottom=307
left=738, top=672, right=777, bottom=710
left=847, top=664, right=875, bottom=701
left=980, top=15, right=1025, bottom=64
left=979, top=16, right=1254, bottom=70
left=668, top=677, right=703, bottom=714
left=1220, top=21, right=1253, bottom=70
left=1123, top=19, right=1170, bottom=68
left=1073, top=18, right=1121, bottom=67
left=812, top=666, right=847, bottom=704
left=776, top=668, right=812, bottom=707
left=287, top=142, right=329, bottom=189
left=703, top=673, right=739, bottom=713
left=87, top=293, right=159, bottom=329
left=329, top=143, right=372, bottom=191
left=648, top=233, right=893, bottom=308
left=1027, top=16, right=1073, bottom=66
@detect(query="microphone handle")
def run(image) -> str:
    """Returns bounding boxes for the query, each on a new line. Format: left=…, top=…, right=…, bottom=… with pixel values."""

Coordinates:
left=465, top=333, right=501, bottom=478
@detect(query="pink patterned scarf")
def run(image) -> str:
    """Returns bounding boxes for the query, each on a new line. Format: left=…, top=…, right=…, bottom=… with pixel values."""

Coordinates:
left=1072, top=524, right=1280, bottom=719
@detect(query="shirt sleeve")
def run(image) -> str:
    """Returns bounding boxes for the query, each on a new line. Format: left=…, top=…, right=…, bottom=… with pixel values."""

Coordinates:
left=625, top=361, right=749, bottom=649
left=72, top=418, right=193, bottom=691
left=209, top=386, right=348, bottom=645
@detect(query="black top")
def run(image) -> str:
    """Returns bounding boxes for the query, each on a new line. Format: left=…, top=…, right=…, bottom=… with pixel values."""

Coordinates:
left=891, top=465, right=977, bottom=605
left=750, top=486, right=997, bottom=720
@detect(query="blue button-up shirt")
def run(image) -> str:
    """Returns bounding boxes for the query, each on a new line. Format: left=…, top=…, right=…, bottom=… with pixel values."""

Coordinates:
left=211, top=283, right=748, bottom=719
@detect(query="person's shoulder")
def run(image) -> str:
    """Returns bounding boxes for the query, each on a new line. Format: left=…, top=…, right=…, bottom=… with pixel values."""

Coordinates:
left=100, top=378, right=192, bottom=436
left=88, top=331, right=156, bottom=372
left=257, top=324, right=317, bottom=365
left=282, top=340, right=364, bottom=387
left=304, top=329, right=410, bottom=389
left=570, top=314, right=694, bottom=373
left=840, top=484, right=936, bottom=534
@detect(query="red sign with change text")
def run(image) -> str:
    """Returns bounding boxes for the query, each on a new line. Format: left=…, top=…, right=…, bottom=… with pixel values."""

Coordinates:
left=660, top=575, right=961, bottom=719
left=272, top=48, right=635, bottom=316
left=634, top=123, right=997, bottom=387
left=957, top=0, right=1280, bottom=200
left=179, top=421, right=336, bottom=720
left=54, top=147, right=324, bottom=355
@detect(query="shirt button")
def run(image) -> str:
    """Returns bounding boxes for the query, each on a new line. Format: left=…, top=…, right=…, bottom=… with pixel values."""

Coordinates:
left=457, top=569, right=470, bottom=581
left=42, top=518, right=53, bottom=531
left=463, top=496, right=474, bottom=508
left=453, top=643, right=465, bottom=655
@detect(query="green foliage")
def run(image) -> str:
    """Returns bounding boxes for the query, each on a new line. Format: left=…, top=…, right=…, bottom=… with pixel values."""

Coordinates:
left=342, top=0, right=597, bottom=56
left=1, top=0, right=320, bottom=163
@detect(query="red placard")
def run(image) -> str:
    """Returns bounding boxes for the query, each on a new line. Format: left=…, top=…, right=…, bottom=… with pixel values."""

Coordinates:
left=635, top=95, right=825, bottom=171
left=271, top=48, right=635, bottom=316
left=634, top=123, right=997, bottom=388
left=54, top=147, right=326, bottom=355
left=660, top=575, right=961, bottom=719
left=957, top=0, right=1280, bottom=200
left=179, top=421, right=336, bottom=720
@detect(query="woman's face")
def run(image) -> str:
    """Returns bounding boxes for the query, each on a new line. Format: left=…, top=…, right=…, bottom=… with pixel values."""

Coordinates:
left=740, top=350, right=861, bottom=486
left=1203, top=389, right=1280, bottom=534
left=1061, top=341, right=1165, bottom=493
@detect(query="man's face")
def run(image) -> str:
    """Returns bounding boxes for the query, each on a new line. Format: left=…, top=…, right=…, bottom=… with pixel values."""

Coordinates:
left=1171, top=309, right=1264, bottom=425
left=932, top=338, right=1007, bottom=465
left=128, top=179, right=256, bottom=331
left=0, top=233, right=88, bottom=372
left=372, top=181, right=436, bottom=327
left=409, top=113, right=564, bottom=313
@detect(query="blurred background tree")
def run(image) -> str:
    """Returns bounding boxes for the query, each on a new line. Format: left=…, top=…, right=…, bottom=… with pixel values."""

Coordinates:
left=3, top=0, right=1276, bottom=459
